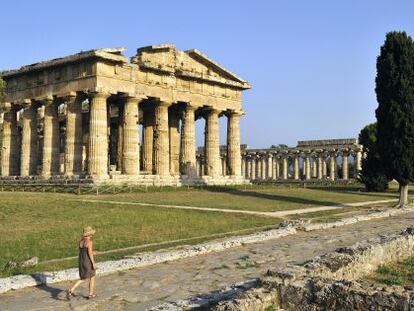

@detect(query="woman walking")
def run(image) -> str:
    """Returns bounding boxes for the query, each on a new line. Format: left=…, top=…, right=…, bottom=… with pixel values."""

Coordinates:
left=67, top=226, right=97, bottom=299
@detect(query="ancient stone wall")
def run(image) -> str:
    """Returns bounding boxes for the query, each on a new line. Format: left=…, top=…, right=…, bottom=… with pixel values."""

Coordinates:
left=213, top=227, right=414, bottom=311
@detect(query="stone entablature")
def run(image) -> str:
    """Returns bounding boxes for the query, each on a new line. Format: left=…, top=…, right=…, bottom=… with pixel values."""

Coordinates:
left=297, top=138, right=358, bottom=149
left=0, top=45, right=250, bottom=186
left=3, top=45, right=249, bottom=112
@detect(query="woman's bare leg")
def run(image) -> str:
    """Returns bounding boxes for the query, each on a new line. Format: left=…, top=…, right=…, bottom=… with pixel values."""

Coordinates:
left=69, top=279, right=84, bottom=293
left=89, top=276, right=95, bottom=296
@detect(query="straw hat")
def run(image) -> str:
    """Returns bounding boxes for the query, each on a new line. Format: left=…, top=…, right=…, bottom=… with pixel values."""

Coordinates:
left=83, top=226, right=96, bottom=237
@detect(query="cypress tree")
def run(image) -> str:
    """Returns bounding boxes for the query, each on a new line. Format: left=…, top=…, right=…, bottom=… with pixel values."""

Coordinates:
left=358, top=123, right=389, bottom=192
left=375, top=31, right=414, bottom=206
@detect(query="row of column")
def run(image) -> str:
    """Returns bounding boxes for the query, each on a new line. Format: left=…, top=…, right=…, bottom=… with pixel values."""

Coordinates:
left=1, top=93, right=243, bottom=179
left=240, top=150, right=362, bottom=181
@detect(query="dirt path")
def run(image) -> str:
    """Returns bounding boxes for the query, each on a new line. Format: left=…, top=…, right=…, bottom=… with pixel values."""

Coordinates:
left=1, top=211, right=414, bottom=311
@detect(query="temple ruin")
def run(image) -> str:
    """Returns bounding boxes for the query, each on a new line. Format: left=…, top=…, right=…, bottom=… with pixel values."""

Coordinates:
left=0, top=45, right=250, bottom=186
left=239, top=138, right=363, bottom=182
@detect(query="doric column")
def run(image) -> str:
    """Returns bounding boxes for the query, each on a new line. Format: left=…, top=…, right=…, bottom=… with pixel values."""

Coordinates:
left=180, top=104, right=196, bottom=176
left=266, top=154, right=272, bottom=179
left=241, top=155, right=246, bottom=177
left=282, top=156, right=288, bottom=179
left=227, top=111, right=242, bottom=177
left=20, top=103, right=38, bottom=176
left=305, top=155, right=311, bottom=180
left=245, top=157, right=251, bottom=179
left=275, top=156, right=280, bottom=179
left=322, top=156, right=327, bottom=178
left=196, top=155, right=202, bottom=176
left=317, top=155, right=323, bottom=179
left=169, top=107, right=180, bottom=175
left=251, top=156, right=256, bottom=180
left=311, top=157, right=317, bottom=178
left=117, top=104, right=124, bottom=171
left=142, top=106, right=155, bottom=173
left=154, top=100, right=170, bottom=176
left=272, top=155, right=277, bottom=180
left=261, top=156, right=266, bottom=179
left=122, top=96, right=140, bottom=175
left=255, top=156, right=260, bottom=179
left=204, top=108, right=220, bottom=177
left=355, top=149, right=362, bottom=176
left=293, top=155, right=299, bottom=180
left=201, top=158, right=205, bottom=176
left=65, top=93, right=83, bottom=176
left=223, top=155, right=228, bottom=175
left=88, top=92, right=110, bottom=178
left=329, top=152, right=336, bottom=181
left=342, top=150, right=349, bottom=180
left=42, top=97, right=60, bottom=177
left=1, top=106, right=19, bottom=176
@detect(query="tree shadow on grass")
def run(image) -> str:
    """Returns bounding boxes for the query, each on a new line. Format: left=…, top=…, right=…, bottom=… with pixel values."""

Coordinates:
left=205, top=187, right=339, bottom=207
left=306, top=186, right=398, bottom=199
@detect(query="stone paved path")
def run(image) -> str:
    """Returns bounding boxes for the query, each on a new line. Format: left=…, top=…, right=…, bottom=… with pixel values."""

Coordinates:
left=2, top=211, right=414, bottom=311
left=80, top=198, right=397, bottom=217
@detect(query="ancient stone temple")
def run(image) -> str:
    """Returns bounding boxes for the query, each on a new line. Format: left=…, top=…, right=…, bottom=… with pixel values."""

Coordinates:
left=0, top=45, right=251, bottom=186
left=240, top=139, right=363, bottom=182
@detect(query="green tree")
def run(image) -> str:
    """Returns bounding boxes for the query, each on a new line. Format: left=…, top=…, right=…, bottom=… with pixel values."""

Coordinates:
left=358, top=123, right=389, bottom=192
left=376, top=31, right=414, bottom=206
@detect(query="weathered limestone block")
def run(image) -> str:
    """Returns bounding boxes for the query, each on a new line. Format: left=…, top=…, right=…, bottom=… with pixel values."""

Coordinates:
left=180, top=104, right=196, bottom=176
left=41, top=97, right=60, bottom=177
left=122, top=96, right=140, bottom=175
left=142, top=107, right=155, bottom=173
left=88, top=92, right=109, bottom=178
left=1, top=108, right=19, bottom=176
left=205, top=108, right=220, bottom=177
left=20, top=104, right=38, bottom=176
left=154, top=100, right=170, bottom=176
left=227, top=111, right=242, bottom=176
left=65, top=94, right=83, bottom=176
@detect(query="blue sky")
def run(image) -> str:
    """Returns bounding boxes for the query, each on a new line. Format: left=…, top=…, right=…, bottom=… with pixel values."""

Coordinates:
left=1, top=0, right=413, bottom=148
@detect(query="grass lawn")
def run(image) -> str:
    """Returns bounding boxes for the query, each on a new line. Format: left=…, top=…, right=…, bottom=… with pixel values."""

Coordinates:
left=0, top=184, right=403, bottom=277
left=367, top=257, right=414, bottom=286
left=83, top=184, right=398, bottom=212
left=0, top=192, right=279, bottom=277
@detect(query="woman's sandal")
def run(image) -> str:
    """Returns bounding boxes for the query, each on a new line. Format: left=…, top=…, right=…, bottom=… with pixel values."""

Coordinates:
left=66, top=290, right=74, bottom=300
left=87, top=293, right=97, bottom=299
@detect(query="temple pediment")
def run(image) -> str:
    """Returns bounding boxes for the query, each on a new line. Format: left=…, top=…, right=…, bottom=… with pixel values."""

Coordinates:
left=132, top=44, right=251, bottom=90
